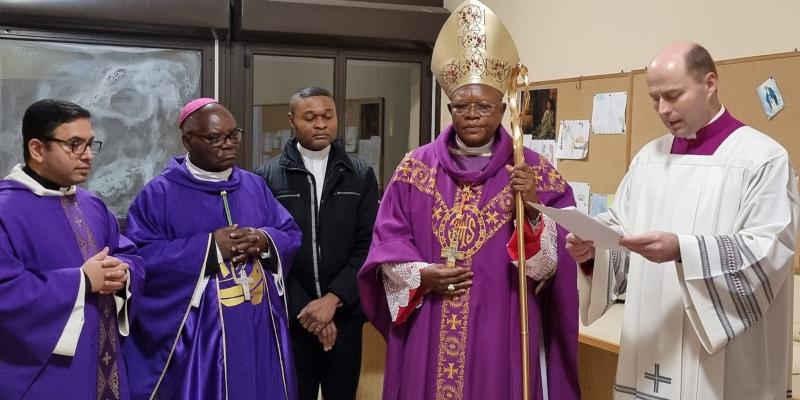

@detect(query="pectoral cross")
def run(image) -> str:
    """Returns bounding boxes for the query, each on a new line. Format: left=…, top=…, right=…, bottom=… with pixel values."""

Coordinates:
left=440, top=237, right=465, bottom=268
left=236, top=267, right=252, bottom=301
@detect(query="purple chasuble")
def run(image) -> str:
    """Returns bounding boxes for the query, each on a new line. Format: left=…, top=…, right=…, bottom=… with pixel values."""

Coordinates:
left=358, top=125, right=581, bottom=400
left=0, top=181, right=143, bottom=399
left=123, top=156, right=301, bottom=400
left=61, top=196, right=122, bottom=400
left=670, top=109, right=744, bottom=155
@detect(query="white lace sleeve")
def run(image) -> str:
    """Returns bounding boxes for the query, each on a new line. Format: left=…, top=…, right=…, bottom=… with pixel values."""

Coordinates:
left=524, top=214, right=558, bottom=281
left=380, top=261, right=429, bottom=322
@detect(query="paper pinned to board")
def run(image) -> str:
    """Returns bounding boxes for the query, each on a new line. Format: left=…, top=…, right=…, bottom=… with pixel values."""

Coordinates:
left=530, top=202, right=623, bottom=250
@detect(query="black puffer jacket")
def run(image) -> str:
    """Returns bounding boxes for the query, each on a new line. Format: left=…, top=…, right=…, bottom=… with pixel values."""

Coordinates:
left=256, top=139, right=378, bottom=321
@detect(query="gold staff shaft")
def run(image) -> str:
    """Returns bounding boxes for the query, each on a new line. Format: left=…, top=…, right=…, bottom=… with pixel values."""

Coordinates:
left=508, top=63, right=531, bottom=400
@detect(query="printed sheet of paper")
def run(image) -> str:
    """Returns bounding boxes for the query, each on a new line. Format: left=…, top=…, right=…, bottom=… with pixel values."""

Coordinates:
left=524, top=136, right=557, bottom=168
left=556, top=120, right=590, bottom=159
left=345, top=126, right=359, bottom=152
left=370, top=136, right=382, bottom=182
left=568, top=181, right=590, bottom=214
left=261, top=131, right=273, bottom=153
left=590, top=193, right=609, bottom=216
left=591, top=92, right=627, bottom=134
left=357, top=139, right=373, bottom=166
left=530, top=203, right=623, bottom=250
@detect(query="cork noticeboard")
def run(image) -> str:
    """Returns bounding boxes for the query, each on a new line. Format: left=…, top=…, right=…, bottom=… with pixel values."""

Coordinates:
left=527, top=72, right=633, bottom=194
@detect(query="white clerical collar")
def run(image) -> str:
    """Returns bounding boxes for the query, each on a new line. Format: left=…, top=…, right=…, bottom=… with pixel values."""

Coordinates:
left=451, top=135, right=493, bottom=156
left=4, top=164, right=76, bottom=196
left=296, top=142, right=331, bottom=160
left=687, top=105, right=725, bottom=139
left=296, top=142, right=330, bottom=208
left=185, top=154, right=232, bottom=182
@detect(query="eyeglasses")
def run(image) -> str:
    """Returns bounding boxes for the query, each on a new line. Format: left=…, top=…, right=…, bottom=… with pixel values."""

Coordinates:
left=41, top=137, right=102, bottom=155
left=448, top=100, right=503, bottom=116
left=186, top=128, right=243, bottom=147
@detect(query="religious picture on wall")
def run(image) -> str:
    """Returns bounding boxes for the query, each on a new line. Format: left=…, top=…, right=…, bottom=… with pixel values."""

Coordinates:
left=519, top=88, right=557, bottom=140
left=757, top=77, right=785, bottom=120
left=0, top=38, right=202, bottom=216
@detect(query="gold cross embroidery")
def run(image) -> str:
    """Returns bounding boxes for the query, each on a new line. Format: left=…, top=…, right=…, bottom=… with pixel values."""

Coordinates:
left=102, top=351, right=112, bottom=366
left=446, top=314, right=462, bottom=330
left=444, top=363, right=458, bottom=379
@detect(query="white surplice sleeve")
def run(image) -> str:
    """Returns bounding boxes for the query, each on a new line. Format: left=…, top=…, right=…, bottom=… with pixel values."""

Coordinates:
left=380, top=261, right=429, bottom=324
left=579, top=172, right=632, bottom=326
left=52, top=269, right=87, bottom=356
left=676, top=154, right=799, bottom=354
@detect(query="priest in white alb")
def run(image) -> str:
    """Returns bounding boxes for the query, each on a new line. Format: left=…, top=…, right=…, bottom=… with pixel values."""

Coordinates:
left=567, top=41, right=799, bottom=399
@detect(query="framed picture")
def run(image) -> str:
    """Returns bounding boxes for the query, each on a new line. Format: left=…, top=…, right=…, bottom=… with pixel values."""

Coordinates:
left=518, top=88, right=557, bottom=140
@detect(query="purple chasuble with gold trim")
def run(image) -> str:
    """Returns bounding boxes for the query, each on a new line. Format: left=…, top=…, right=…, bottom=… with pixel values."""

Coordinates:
left=358, top=125, right=580, bottom=400
left=0, top=180, right=142, bottom=399
left=123, top=156, right=301, bottom=400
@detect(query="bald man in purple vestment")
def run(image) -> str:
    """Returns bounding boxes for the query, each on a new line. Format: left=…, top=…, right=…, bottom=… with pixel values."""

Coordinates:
left=123, top=98, right=301, bottom=400
left=357, top=4, right=580, bottom=399
left=0, top=99, right=142, bottom=399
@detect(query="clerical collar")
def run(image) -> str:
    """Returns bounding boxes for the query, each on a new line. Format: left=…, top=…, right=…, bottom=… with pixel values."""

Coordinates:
left=184, top=154, right=232, bottom=182
left=297, top=142, right=330, bottom=208
left=449, top=135, right=493, bottom=156
left=4, top=163, right=76, bottom=196
left=687, top=105, right=725, bottom=140
left=22, top=164, right=62, bottom=191
left=670, top=105, right=744, bottom=155
left=296, top=142, right=331, bottom=160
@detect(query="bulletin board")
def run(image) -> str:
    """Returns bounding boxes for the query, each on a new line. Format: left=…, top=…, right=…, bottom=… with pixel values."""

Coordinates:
left=527, top=72, right=633, bottom=194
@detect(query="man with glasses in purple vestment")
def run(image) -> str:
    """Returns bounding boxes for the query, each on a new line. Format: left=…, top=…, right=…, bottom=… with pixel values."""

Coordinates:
left=0, top=99, right=142, bottom=399
left=123, top=98, right=301, bottom=400
left=357, top=2, right=580, bottom=399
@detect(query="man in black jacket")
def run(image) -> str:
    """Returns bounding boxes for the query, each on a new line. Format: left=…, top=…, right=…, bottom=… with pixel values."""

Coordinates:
left=257, top=87, right=379, bottom=400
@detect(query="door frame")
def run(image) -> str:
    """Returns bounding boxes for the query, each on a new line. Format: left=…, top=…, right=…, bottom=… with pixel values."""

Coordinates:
left=232, top=43, right=432, bottom=170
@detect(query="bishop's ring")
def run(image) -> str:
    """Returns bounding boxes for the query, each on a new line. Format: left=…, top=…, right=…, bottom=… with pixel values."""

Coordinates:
left=447, top=284, right=455, bottom=292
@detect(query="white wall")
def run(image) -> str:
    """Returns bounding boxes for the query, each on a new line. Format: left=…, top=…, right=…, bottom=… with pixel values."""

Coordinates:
left=444, top=0, right=800, bottom=81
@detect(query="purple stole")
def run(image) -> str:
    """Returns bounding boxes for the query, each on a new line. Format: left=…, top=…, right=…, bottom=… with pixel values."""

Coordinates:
left=60, top=195, right=120, bottom=400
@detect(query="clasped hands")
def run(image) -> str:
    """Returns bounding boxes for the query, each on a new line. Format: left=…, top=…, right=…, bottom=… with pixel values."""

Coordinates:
left=214, top=225, right=268, bottom=264
left=566, top=231, right=681, bottom=264
left=298, top=293, right=340, bottom=351
left=82, top=247, right=129, bottom=295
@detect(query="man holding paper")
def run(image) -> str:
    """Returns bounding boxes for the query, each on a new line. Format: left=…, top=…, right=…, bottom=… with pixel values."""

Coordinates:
left=357, top=1, right=580, bottom=399
left=567, top=41, right=799, bottom=399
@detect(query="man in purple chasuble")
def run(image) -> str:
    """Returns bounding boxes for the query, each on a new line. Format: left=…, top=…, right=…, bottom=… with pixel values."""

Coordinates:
left=357, top=2, right=580, bottom=399
left=123, top=98, right=301, bottom=400
left=0, top=99, right=142, bottom=399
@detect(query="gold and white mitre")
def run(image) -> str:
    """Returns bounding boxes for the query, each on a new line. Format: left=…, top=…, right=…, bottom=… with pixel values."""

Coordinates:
left=431, top=0, right=520, bottom=99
